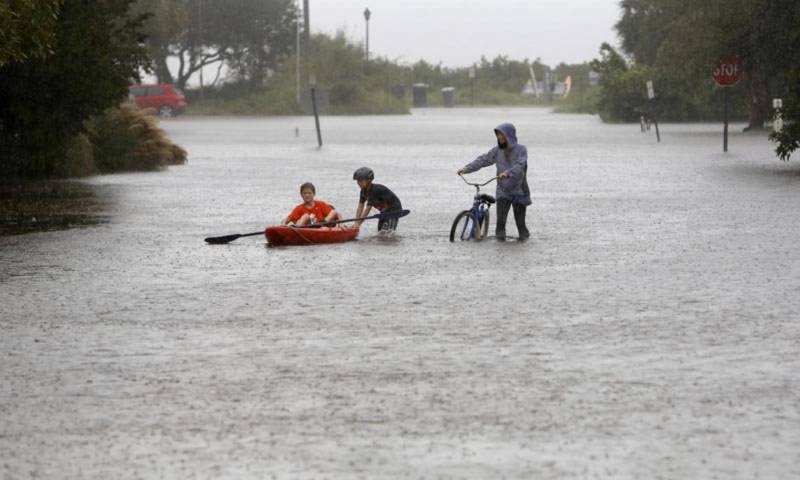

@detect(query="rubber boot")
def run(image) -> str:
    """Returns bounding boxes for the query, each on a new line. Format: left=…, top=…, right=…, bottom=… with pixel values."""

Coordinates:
left=513, top=204, right=530, bottom=240
left=496, top=199, right=511, bottom=241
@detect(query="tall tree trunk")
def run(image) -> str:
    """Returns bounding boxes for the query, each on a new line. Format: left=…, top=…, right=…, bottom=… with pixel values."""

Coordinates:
left=153, top=48, right=174, bottom=84
left=745, top=66, right=770, bottom=131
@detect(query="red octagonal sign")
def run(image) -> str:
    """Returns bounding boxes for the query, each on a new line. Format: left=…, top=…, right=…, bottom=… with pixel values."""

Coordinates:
left=712, top=56, right=742, bottom=86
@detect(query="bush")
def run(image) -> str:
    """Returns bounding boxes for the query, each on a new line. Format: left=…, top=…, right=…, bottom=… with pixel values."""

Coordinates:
left=58, top=134, right=95, bottom=177
left=329, top=82, right=360, bottom=106
left=86, top=105, right=187, bottom=172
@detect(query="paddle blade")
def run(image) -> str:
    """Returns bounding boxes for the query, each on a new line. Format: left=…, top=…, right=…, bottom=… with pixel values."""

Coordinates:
left=204, top=234, right=242, bottom=244
left=204, top=230, right=265, bottom=244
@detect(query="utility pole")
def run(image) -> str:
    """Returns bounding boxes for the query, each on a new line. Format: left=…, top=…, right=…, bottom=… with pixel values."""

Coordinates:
left=296, top=0, right=301, bottom=104
left=303, top=0, right=310, bottom=48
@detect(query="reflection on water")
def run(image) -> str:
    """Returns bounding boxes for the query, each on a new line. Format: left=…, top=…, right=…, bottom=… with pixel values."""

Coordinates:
left=0, top=180, right=110, bottom=236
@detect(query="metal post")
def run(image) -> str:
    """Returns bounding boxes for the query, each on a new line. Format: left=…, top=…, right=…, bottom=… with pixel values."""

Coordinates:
left=654, top=118, right=660, bottom=142
left=645, top=80, right=659, bottom=142
left=723, top=87, right=729, bottom=153
left=773, top=98, right=784, bottom=133
left=310, top=76, right=322, bottom=148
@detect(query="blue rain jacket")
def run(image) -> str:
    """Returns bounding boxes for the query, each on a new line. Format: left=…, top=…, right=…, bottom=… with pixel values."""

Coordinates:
left=461, top=123, right=531, bottom=205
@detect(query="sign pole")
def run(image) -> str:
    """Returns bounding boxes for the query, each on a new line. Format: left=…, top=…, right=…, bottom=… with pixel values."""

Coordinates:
left=311, top=87, right=322, bottom=148
left=646, top=80, right=660, bottom=142
left=654, top=117, right=660, bottom=143
left=773, top=98, right=784, bottom=133
left=723, top=87, right=729, bottom=153
left=309, top=75, right=322, bottom=148
left=712, top=56, right=741, bottom=154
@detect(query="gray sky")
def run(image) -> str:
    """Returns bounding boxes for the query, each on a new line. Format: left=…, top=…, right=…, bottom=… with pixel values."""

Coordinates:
left=311, top=0, right=621, bottom=67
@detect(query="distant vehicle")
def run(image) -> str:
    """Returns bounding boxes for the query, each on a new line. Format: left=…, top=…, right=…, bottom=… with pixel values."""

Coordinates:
left=128, top=84, right=187, bottom=118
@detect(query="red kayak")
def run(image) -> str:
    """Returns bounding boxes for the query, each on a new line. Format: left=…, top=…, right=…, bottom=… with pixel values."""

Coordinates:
left=264, top=225, right=360, bottom=247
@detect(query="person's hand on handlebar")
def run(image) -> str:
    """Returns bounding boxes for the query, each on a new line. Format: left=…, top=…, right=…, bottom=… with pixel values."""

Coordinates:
left=498, top=171, right=510, bottom=179
left=457, top=168, right=466, bottom=175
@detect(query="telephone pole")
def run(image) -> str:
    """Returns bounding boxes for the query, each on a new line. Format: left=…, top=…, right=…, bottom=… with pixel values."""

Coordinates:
left=303, top=0, right=310, bottom=48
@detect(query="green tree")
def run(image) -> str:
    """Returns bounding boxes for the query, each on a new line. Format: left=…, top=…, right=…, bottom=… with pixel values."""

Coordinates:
left=610, top=0, right=800, bottom=161
left=663, top=0, right=800, bottom=129
left=590, top=43, right=650, bottom=122
left=772, top=2, right=800, bottom=160
left=770, top=69, right=800, bottom=161
left=136, top=0, right=297, bottom=90
left=611, top=0, right=800, bottom=129
left=0, top=0, right=60, bottom=66
left=0, top=0, right=149, bottom=177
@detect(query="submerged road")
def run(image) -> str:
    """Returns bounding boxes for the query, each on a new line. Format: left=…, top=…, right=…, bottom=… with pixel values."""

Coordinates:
left=2, top=108, right=799, bottom=478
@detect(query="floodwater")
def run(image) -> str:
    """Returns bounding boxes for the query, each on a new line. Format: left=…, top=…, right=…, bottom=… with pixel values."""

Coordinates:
left=2, top=108, right=799, bottom=479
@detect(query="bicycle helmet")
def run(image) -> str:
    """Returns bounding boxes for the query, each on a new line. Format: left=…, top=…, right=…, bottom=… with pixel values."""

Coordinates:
left=352, top=167, right=374, bottom=181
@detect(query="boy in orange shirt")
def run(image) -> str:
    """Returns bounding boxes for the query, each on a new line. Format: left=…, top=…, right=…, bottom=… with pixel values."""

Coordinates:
left=281, top=182, right=341, bottom=227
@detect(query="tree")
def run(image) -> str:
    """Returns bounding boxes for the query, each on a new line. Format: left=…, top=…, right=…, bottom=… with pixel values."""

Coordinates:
left=590, top=43, right=651, bottom=122
left=615, top=0, right=675, bottom=66
left=724, top=0, right=800, bottom=130
left=136, top=0, right=298, bottom=90
left=0, top=0, right=149, bottom=177
left=770, top=69, right=800, bottom=161
left=610, top=0, right=800, bottom=129
left=0, top=0, right=60, bottom=66
left=475, top=55, right=542, bottom=95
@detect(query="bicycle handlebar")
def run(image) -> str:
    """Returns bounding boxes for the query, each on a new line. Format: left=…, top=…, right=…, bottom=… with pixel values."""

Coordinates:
left=458, top=172, right=500, bottom=187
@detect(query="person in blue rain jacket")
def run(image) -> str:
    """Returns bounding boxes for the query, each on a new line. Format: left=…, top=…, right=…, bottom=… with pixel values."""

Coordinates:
left=458, top=122, right=531, bottom=240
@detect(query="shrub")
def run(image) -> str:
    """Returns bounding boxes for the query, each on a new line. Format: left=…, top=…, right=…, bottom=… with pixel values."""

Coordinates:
left=86, top=105, right=187, bottom=172
left=58, top=134, right=95, bottom=177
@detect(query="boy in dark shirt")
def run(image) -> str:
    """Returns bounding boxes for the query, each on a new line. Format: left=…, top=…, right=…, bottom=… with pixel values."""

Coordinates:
left=352, top=167, right=403, bottom=231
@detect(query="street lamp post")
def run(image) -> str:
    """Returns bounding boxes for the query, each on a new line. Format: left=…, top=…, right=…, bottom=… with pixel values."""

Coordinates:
left=363, top=8, right=371, bottom=62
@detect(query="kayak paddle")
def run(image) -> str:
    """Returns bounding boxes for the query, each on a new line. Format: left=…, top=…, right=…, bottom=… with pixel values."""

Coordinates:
left=204, top=209, right=410, bottom=244
left=204, top=230, right=265, bottom=244
left=314, top=208, right=410, bottom=227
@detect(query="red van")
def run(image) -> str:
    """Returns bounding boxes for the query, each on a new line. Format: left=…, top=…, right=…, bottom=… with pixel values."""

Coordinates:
left=128, top=84, right=187, bottom=118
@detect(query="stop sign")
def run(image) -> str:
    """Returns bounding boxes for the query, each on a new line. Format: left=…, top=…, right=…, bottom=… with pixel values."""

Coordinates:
left=712, top=56, right=742, bottom=86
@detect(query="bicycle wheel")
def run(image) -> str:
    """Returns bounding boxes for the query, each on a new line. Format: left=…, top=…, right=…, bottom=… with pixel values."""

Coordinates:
left=450, top=210, right=477, bottom=242
left=478, top=209, right=490, bottom=240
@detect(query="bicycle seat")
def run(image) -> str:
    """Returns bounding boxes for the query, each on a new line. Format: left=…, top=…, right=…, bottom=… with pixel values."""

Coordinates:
left=478, top=193, right=496, bottom=204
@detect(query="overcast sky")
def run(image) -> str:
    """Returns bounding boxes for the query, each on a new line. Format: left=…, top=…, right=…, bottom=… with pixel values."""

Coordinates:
left=311, top=0, right=622, bottom=68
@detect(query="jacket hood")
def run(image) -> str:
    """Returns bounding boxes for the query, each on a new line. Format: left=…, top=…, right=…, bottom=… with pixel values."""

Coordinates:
left=494, top=123, right=518, bottom=148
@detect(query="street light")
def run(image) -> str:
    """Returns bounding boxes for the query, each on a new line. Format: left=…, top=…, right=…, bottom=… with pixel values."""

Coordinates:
left=363, top=8, right=371, bottom=62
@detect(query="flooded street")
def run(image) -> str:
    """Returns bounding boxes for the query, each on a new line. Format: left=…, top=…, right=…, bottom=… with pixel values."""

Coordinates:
left=2, top=108, right=799, bottom=478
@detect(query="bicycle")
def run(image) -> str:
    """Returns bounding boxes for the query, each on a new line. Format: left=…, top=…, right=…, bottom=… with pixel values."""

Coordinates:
left=450, top=173, right=498, bottom=242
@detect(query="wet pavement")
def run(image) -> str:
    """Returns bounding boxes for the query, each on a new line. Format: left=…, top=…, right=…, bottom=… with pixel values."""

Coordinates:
left=1, top=108, right=799, bottom=478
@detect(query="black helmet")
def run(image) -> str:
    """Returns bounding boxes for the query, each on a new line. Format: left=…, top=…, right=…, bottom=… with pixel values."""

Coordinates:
left=353, top=167, right=374, bottom=181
